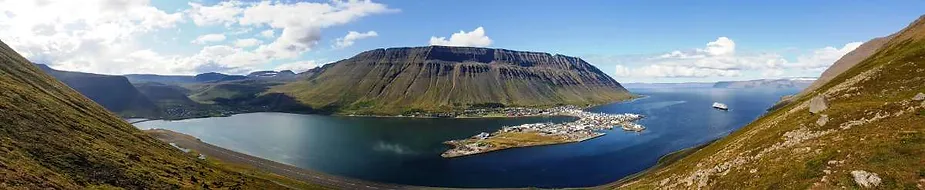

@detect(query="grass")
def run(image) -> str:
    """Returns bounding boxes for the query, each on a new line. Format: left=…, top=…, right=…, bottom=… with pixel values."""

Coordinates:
left=0, top=39, right=304, bottom=189
left=616, top=18, right=925, bottom=189
left=270, top=46, right=635, bottom=115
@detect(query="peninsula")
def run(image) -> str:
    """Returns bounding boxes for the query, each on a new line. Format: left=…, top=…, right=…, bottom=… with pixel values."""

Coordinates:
left=442, top=106, right=644, bottom=158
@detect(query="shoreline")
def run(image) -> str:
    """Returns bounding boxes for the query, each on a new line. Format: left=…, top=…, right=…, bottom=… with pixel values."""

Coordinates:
left=441, top=109, right=645, bottom=158
left=590, top=139, right=719, bottom=189
left=441, top=132, right=606, bottom=159
left=130, top=94, right=644, bottom=122
left=142, top=126, right=715, bottom=190
left=144, top=129, right=426, bottom=190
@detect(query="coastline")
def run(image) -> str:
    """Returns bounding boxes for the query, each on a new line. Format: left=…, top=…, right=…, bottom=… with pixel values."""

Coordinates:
left=144, top=129, right=426, bottom=190
left=441, top=132, right=606, bottom=159
left=590, top=139, right=719, bottom=189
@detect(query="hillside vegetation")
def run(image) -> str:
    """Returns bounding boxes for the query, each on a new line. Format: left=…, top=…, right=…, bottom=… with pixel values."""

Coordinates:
left=274, top=46, right=633, bottom=115
left=37, top=64, right=160, bottom=118
left=617, top=15, right=925, bottom=189
left=0, top=40, right=301, bottom=189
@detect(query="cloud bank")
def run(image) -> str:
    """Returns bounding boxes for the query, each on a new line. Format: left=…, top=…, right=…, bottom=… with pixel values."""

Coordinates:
left=0, top=0, right=396, bottom=75
left=603, top=37, right=861, bottom=79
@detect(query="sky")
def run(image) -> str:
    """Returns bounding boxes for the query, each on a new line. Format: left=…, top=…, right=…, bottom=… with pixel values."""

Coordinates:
left=1, top=0, right=923, bottom=83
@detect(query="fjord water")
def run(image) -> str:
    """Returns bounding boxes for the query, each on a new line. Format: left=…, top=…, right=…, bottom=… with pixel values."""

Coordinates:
left=134, top=87, right=799, bottom=188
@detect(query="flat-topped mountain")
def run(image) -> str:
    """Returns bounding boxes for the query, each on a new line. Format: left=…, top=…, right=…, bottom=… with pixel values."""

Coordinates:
left=274, top=46, right=633, bottom=114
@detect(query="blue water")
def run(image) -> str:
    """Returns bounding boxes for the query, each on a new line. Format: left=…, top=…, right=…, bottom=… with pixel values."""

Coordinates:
left=134, top=87, right=800, bottom=188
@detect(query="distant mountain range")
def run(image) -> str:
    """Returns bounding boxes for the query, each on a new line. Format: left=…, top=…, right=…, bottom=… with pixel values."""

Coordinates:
left=622, top=82, right=715, bottom=89
left=37, top=64, right=305, bottom=119
left=36, top=46, right=632, bottom=117
left=622, top=78, right=817, bottom=90
left=272, top=46, right=634, bottom=114
left=713, top=77, right=816, bottom=89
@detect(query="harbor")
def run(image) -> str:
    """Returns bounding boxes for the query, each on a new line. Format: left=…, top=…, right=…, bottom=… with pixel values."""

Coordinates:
left=441, top=106, right=645, bottom=158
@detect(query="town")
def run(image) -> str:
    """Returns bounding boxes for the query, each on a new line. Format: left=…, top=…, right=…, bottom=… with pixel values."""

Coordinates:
left=442, top=106, right=645, bottom=158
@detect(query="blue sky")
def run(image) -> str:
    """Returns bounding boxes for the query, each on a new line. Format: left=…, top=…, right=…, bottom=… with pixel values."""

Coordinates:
left=2, top=0, right=923, bottom=82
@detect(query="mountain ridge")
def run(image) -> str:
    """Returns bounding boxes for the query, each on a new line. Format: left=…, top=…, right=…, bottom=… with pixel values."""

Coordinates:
left=273, top=46, right=633, bottom=114
left=617, top=14, right=925, bottom=189
left=35, top=64, right=161, bottom=118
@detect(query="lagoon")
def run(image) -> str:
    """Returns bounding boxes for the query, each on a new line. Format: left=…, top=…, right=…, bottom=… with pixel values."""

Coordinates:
left=134, top=87, right=800, bottom=188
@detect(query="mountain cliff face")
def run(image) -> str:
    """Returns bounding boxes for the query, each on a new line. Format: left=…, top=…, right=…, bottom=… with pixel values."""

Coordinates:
left=36, top=64, right=160, bottom=118
left=0, top=40, right=290, bottom=188
left=618, top=15, right=925, bottom=189
left=274, top=46, right=633, bottom=114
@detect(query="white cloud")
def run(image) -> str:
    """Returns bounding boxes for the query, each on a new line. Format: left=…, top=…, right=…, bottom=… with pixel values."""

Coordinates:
left=187, top=1, right=243, bottom=26
left=333, top=31, right=378, bottom=49
left=191, top=33, right=227, bottom=44
left=429, top=27, right=493, bottom=47
left=274, top=60, right=319, bottom=73
left=628, top=64, right=741, bottom=78
left=704, top=37, right=735, bottom=56
left=0, top=0, right=394, bottom=75
left=602, top=37, right=860, bottom=79
left=240, top=1, right=397, bottom=59
left=259, top=29, right=275, bottom=38
left=613, top=65, right=632, bottom=77
left=234, top=38, right=262, bottom=48
left=0, top=0, right=183, bottom=74
left=789, top=42, right=863, bottom=69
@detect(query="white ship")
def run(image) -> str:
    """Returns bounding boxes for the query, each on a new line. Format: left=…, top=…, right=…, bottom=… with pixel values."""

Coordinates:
left=712, top=102, right=729, bottom=110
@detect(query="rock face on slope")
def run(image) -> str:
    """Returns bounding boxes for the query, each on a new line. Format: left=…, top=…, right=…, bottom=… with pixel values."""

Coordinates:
left=275, top=46, right=633, bottom=114
left=617, top=15, right=925, bottom=189
left=36, top=64, right=160, bottom=118
left=0, top=40, right=288, bottom=188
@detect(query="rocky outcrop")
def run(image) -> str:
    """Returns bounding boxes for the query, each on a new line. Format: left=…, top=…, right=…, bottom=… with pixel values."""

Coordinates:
left=913, top=92, right=925, bottom=101
left=816, top=114, right=829, bottom=126
left=809, top=95, right=828, bottom=114
left=851, top=170, right=882, bottom=188
left=274, top=46, right=633, bottom=114
left=617, top=14, right=925, bottom=190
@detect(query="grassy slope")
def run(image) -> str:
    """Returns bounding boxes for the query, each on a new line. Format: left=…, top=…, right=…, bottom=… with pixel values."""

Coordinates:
left=0, top=40, right=300, bottom=189
left=273, top=47, right=633, bottom=115
left=38, top=65, right=160, bottom=118
left=618, top=16, right=925, bottom=189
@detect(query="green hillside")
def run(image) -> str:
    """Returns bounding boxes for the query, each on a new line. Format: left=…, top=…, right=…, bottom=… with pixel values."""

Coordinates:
left=36, top=64, right=160, bottom=118
left=617, top=15, right=925, bottom=189
left=274, top=46, right=634, bottom=115
left=0, top=40, right=303, bottom=189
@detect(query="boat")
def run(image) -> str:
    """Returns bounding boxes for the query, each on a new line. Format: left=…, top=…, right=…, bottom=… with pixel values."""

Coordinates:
left=712, top=102, right=729, bottom=110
